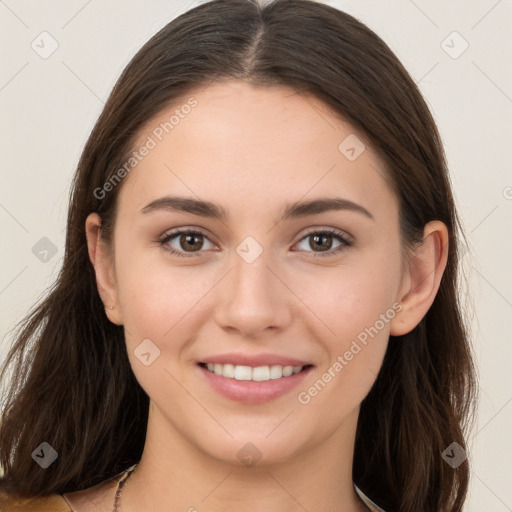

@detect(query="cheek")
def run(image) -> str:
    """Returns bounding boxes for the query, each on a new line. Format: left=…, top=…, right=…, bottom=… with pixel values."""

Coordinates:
left=114, top=251, right=213, bottom=395
left=296, top=278, right=394, bottom=425
left=294, top=254, right=401, bottom=409
left=117, top=266, right=208, bottom=337
left=296, top=257, right=401, bottom=342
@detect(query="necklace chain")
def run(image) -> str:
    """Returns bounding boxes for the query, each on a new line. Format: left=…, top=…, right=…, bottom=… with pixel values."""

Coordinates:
left=112, top=463, right=138, bottom=512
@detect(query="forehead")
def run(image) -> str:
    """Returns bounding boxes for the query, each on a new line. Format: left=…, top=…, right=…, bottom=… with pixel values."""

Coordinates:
left=119, top=80, right=396, bottom=222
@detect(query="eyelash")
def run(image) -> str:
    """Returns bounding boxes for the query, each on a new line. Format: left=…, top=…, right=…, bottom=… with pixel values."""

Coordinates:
left=159, top=227, right=353, bottom=259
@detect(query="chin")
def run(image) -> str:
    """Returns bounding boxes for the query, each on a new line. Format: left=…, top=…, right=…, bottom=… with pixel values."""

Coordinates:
left=196, top=429, right=310, bottom=469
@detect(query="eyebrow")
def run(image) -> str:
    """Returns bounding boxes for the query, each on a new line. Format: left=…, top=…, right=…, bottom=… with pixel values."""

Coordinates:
left=140, top=196, right=374, bottom=222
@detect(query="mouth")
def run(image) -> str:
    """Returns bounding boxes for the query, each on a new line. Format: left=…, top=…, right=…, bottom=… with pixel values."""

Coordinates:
left=198, top=362, right=313, bottom=381
left=197, top=360, right=315, bottom=405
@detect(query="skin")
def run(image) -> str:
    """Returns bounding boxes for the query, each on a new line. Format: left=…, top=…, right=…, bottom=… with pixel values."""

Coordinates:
left=73, top=80, right=448, bottom=511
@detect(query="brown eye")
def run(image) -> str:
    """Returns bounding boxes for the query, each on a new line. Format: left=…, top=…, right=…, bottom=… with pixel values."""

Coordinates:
left=294, top=229, right=353, bottom=257
left=178, top=233, right=204, bottom=252
left=160, top=229, right=215, bottom=258
left=309, top=233, right=334, bottom=251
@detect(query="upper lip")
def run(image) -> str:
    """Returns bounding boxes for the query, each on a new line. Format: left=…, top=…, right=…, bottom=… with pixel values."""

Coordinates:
left=199, top=353, right=313, bottom=367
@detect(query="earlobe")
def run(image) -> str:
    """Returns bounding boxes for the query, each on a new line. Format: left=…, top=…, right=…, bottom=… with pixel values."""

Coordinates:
left=85, top=213, right=123, bottom=326
left=390, top=221, right=449, bottom=336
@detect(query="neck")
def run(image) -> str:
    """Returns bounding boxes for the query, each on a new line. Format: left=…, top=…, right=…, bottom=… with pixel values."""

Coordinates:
left=120, top=403, right=368, bottom=512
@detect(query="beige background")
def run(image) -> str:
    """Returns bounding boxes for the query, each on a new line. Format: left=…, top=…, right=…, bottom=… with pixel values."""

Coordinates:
left=1, top=0, right=511, bottom=509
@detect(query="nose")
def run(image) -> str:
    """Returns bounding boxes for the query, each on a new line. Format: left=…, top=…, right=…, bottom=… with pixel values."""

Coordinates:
left=213, top=251, right=292, bottom=338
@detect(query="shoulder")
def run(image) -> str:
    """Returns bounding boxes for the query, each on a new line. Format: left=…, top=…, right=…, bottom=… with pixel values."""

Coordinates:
left=0, top=489, right=71, bottom=511
left=0, top=468, right=126, bottom=512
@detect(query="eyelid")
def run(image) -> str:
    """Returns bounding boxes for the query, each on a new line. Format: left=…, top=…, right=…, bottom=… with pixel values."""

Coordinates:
left=159, top=226, right=216, bottom=243
left=298, top=226, right=354, bottom=244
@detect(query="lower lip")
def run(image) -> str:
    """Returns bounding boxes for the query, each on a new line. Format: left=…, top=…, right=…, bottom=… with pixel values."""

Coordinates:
left=198, top=364, right=314, bottom=405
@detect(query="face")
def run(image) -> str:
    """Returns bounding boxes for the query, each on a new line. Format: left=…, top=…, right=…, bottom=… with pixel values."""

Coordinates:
left=96, top=80, right=408, bottom=466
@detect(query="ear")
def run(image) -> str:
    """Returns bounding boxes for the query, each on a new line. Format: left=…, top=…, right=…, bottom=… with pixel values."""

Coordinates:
left=390, top=220, right=449, bottom=336
left=85, top=213, right=123, bottom=326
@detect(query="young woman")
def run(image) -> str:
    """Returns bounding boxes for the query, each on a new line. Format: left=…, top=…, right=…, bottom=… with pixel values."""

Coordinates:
left=0, top=0, right=477, bottom=510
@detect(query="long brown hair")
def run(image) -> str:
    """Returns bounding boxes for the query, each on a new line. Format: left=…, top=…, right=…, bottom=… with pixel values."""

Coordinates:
left=0, top=1, right=478, bottom=510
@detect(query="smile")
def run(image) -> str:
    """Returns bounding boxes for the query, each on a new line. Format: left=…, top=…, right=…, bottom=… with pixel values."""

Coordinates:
left=197, top=361, right=314, bottom=404
left=200, top=363, right=311, bottom=381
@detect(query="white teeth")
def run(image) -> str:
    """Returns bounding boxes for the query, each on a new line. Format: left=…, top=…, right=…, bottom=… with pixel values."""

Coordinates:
left=222, top=363, right=235, bottom=378
left=252, top=366, right=270, bottom=381
left=234, top=365, right=252, bottom=381
left=269, top=365, right=283, bottom=379
left=203, top=363, right=306, bottom=381
left=282, top=366, right=293, bottom=377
